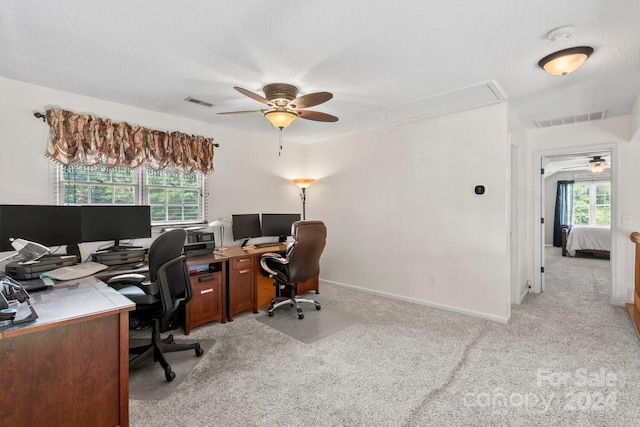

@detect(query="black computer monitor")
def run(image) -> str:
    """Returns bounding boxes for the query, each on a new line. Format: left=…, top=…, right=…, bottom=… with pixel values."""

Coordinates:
left=0, top=204, right=82, bottom=251
left=231, top=214, right=262, bottom=246
left=261, top=213, right=301, bottom=242
left=81, top=205, right=151, bottom=251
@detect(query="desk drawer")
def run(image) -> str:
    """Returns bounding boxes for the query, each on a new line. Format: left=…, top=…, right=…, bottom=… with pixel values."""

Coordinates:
left=231, top=256, right=253, bottom=270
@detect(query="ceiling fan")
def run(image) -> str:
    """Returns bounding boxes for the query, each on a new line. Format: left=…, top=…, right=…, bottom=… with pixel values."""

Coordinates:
left=558, top=154, right=608, bottom=173
left=218, top=83, right=338, bottom=129
left=588, top=155, right=606, bottom=173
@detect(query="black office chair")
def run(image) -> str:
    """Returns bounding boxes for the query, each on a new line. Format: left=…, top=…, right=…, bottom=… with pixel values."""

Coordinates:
left=107, top=228, right=203, bottom=382
left=260, top=220, right=326, bottom=319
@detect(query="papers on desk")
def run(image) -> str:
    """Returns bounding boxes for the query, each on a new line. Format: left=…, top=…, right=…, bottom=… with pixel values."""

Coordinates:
left=40, top=262, right=109, bottom=281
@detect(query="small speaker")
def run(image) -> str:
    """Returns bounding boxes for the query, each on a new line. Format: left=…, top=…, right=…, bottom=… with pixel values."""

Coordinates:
left=474, top=185, right=485, bottom=195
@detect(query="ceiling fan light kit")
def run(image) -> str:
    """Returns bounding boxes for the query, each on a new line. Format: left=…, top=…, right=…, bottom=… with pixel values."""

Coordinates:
left=264, top=109, right=298, bottom=129
left=589, top=155, right=606, bottom=173
left=538, top=46, right=594, bottom=76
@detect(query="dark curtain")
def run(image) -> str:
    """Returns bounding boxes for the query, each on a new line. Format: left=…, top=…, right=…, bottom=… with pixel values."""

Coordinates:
left=553, top=180, right=575, bottom=247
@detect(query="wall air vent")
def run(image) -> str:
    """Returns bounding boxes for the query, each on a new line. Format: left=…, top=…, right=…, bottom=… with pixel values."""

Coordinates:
left=184, top=97, right=214, bottom=107
left=534, top=109, right=607, bottom=128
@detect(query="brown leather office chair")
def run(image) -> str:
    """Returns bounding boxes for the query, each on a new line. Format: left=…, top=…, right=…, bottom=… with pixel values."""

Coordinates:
left=107, top=228, right=203, bottom=381
left=260, top=220, right=326, bottom=319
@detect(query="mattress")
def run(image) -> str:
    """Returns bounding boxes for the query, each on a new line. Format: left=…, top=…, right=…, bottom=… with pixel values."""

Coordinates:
left=566, top=225, right=611, bottom=256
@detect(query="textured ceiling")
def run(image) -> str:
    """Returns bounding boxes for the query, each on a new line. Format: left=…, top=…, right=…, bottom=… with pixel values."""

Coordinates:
left=1, top=0, right=639, bottom=143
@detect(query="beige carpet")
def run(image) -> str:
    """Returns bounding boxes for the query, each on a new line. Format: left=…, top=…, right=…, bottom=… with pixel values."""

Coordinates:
left=129, top=248, right=640, bottom=426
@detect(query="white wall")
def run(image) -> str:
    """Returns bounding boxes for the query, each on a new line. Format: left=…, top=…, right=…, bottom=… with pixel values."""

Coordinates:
left=305, top=103, right=511, bottom=322
left=526, top=116, right=637, bottom=304
left=0, top=77, right=307, bottom=253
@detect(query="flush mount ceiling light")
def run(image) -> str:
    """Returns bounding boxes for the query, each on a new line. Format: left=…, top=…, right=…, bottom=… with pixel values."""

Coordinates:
left=538, top=46, right=594, bottom=76
left=589, top=156, right=606, bottom=173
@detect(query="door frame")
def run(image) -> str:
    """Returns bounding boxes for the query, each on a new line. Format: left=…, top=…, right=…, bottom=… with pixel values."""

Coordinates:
left=532, top=143, right=619, bottom=304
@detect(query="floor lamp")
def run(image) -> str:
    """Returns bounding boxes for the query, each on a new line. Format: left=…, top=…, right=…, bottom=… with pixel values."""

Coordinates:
left=208, top=218, right=229, bottom=250
left=293, top=179, right=314, bottom=220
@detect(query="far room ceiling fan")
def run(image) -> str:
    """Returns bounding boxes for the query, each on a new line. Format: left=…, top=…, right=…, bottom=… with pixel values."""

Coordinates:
left=588, top=155, right=606, bottom=173
left=558, top=154, right=608, bottom=173
left=218, top=83, right=339, bottom=130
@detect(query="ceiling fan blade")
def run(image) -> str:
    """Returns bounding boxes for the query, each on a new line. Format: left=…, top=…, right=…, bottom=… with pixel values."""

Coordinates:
left=291, top=92, right=333, bottom=109
left=297, top=110, right=339, bottom=122
left=217, top=109, right=264, bottom=115
left=234, top=86, right=272, bottom=106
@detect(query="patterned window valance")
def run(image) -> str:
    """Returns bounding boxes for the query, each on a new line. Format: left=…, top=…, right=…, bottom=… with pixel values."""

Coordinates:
left=45, top=108, right=216, bottom=174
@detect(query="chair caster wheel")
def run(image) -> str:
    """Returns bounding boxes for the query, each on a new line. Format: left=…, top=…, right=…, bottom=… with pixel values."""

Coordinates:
left=268, top=311, right=274, bottom=317
left=316, top=305, right=321, bottom=310
left=298, top=313, right=304, bottom=319
left=165, top=369, right=175, bottom=382
left=162, top=334, right=175, bottom=344
left=195, top=345, right=204, bottom=357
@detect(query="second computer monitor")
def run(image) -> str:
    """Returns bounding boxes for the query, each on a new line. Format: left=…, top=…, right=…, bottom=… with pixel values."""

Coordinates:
left=81, top=205, right=151, bottom=251
left=261, top=213, right=301, bottom=242
left=231, top=214, right=262, bottom=246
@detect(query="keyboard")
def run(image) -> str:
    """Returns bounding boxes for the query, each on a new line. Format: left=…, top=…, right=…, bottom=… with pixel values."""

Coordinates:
left=253, top=242, right=281, bottom=248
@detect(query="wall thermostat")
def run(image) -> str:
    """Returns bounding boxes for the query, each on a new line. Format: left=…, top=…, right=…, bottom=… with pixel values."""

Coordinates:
left=474, top=185, right=485, bottom=195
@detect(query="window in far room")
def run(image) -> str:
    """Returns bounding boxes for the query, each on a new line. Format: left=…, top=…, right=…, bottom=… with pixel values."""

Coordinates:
left=572, top=181, right=610, bottom=226
left=56, top=164, right=207, bottom=225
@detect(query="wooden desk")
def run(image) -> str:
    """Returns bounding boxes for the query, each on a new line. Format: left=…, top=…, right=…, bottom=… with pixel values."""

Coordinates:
left=0, top=276, right=134, bottom=427
left=184, top=254, right=227, bottom=334
left=217, top=245, right=320, bottom=321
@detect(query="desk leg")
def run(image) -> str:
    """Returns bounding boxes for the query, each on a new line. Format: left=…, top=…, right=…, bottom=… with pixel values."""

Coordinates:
left=119, top=311, right=130, bottom=427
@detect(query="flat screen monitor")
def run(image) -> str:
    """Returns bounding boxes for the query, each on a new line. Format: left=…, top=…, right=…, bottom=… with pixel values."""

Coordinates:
left=261, top=213, right=301, bottom=242
left=81, top=205, right=151, bottom=251
left=231, top=214, right=262, bottom=246
left=0, top=205, right=82, bottom=251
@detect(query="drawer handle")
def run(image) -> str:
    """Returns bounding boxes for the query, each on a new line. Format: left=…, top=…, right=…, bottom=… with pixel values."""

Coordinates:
left=238, top=269, right=250, bottom=274
left=198, top=275, right=216, bottom=283
left=238, top=258, right=251, bottom=263
left=200, top=288, right=214, bottom=295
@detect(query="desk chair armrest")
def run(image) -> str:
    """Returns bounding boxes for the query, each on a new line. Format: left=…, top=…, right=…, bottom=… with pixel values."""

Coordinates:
left=260, top=253, right=289, bottom=282
left=107, top=273, right=159, bottom=296
left=107, top=273, right=146, bottom=286
left=261, top=252, right=288, bottom=264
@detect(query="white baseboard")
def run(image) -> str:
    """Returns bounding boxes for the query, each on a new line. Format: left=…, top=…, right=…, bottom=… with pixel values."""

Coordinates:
left=320, top=279, right=509, bottom=324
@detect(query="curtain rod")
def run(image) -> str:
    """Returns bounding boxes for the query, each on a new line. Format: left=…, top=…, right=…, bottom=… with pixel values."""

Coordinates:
left=32, top=111, right=220, bottom=147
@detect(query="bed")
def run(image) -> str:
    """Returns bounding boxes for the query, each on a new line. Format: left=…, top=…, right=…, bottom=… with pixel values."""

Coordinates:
left=561, top=225, right=611, bottom=258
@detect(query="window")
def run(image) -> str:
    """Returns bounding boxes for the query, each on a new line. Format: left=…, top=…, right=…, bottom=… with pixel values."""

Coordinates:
left=57, top=165, right=206, bottom=225
left=573, top=181, right=610, bottom=226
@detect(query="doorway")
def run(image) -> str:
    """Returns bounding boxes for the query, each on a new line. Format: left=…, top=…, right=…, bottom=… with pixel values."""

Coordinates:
left=533, top=144, right=618, bottom=303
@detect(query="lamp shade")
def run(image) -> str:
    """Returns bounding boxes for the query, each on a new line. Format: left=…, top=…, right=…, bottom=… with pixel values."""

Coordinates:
left=293, top=178, right=314, bottom=189
left=264, top=110, right=297, bottom=129
left=208, top=217, right=228, bottom=227
left=538, top=46, right=593, bottom=76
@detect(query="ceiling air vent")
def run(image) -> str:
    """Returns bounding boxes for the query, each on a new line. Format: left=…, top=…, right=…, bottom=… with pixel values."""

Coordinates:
left=184, top=97, right=214, bottom=107
left=535, top=109, right=607, bottom=128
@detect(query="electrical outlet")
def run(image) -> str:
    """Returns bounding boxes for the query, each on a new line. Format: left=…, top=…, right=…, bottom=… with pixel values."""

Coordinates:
left=428, top=275, right=437, bottom=286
